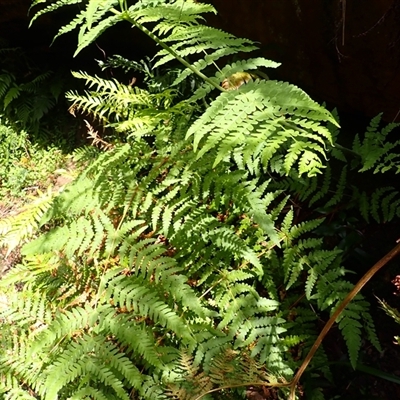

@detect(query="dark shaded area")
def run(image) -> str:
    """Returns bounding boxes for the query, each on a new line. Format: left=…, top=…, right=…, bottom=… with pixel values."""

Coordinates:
left=3, top=1, right=400, bottom=120
left=324, top=223, right=400, bottom=399
left=209, top=0, right=400, bottom=122
left=0, top=0, right=155, bottom=75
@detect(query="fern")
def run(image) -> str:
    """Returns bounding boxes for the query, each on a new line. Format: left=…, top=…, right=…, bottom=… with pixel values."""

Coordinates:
left=0, top=188, right=55, bottom=255
left=1, top=1, right=394, bottom=399
left=0, top=46, right=67, bottom=133
left=351, top=113, right=400, bottom=173
left=187, top=79, right=336, bottom=177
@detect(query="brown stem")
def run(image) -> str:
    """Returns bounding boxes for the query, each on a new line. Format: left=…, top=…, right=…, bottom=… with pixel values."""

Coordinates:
left=288, top=241, right=400, bottom=400
left=194, top=381, right=290, bottom=400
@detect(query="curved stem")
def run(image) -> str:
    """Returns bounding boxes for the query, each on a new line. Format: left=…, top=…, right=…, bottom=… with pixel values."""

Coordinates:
left=194, top=380, right=291, bottom=400
left=288, top=241, right=400, bottom=400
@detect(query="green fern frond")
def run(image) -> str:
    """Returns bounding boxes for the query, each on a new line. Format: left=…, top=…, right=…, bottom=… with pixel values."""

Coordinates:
left=22, top=2, right=390, bottom=398
left=187, top=79, right=335, bottom=176
left=75, top=14, right=122, bottom=56
left=3, top=86, right=20, bottom=108
left=337, top=306, right=363, bottom=369
left=351, top=113, right=400, bottom=174
left=355, top=186, right=400, bottom=223
left=133, top=1, right=215, bottom=27
left=23, top=71, right=53, bottom=91
left=29, top=0, right=84, bottom=26
left=153, top=25, right=256, bottom=69
left=309, top=165, right=331, bottom=205
left=43, top=334, right=143, bottom=400
left=0, top=72, right=14, bottom=98
left=101, top=269, right=195, bottom=343
left=0, top=188, right=55, bottom=255
left=324, top=166, right=347, bottom=208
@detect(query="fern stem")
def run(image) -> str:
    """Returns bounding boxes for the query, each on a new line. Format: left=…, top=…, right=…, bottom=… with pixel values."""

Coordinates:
left=202, top=49, right=223, bottom=74
left=110, top=8, right=225, bottom=93
left=199, top=277, right=224, bottom=300
left=280, top=120, right=359, bottom=158
left=334, top=142, right=360, bottom=158
left=194, top=380, right=291, bottom=400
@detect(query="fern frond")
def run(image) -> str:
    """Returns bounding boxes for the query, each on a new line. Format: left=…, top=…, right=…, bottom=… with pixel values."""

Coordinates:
left=102, top=272, right=194, bottom=343
left=29, top=0, right=84, bottom=26
left=0, top=188, right=55, bottom=255
left=43, top=334, right=142, bottom=400
left=187, top=80, right=335, bottom=176
left=75, top=14, right=122, bottom=56
left=133, top=1, right=215, bottom=28
left=3, top=86, right=21, bottom=108
left=337, top=306, right=363, bottom=369
left=324, top=166, right=347, bottom=208
left=24, top=2, right=388, bottom=397
left=351, top=113, right=400, bottom=174
left=0, top=72, right=14, bottom=98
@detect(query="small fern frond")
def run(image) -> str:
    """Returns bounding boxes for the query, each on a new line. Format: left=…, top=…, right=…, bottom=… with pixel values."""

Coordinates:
left=324, top=166, right=347, bottom=208
left=0, top=188, right=55, bottom=255
left=29, top=0, right=84, bottom=26
left=352, top=113, right=400, bottom=174
left=0, top=72, right=14, bottom=98
left=337, top=306, right=363, bottom=369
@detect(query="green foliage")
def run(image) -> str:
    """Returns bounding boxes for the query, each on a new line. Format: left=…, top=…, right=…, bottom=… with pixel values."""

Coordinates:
left=0, top=119, right=66, bottom=199
left=0, top=46, right=67, bottom=135
left=351, top=113, right=400, bottom=173
left=187, top=79, right=334, bottom=175
left=1, top=0, right=399, bottom=399
left=66, top=70, right=181, bottom=136
left=98, top=55, right=203, bottom=97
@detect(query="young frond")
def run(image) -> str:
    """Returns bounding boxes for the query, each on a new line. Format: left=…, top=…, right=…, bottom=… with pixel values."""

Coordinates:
left=215, top=57, right=280, bottom=84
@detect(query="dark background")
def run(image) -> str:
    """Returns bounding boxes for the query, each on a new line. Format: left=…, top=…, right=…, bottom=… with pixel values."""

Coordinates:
left=2, top=0, right=400, bottom=120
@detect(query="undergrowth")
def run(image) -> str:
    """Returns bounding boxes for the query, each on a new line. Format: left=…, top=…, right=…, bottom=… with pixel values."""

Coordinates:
left=0, top=118, right=70, bottom=200
left=0, top=1, right=400, bottom=399
left=0, top=45, right=64, bottom=134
